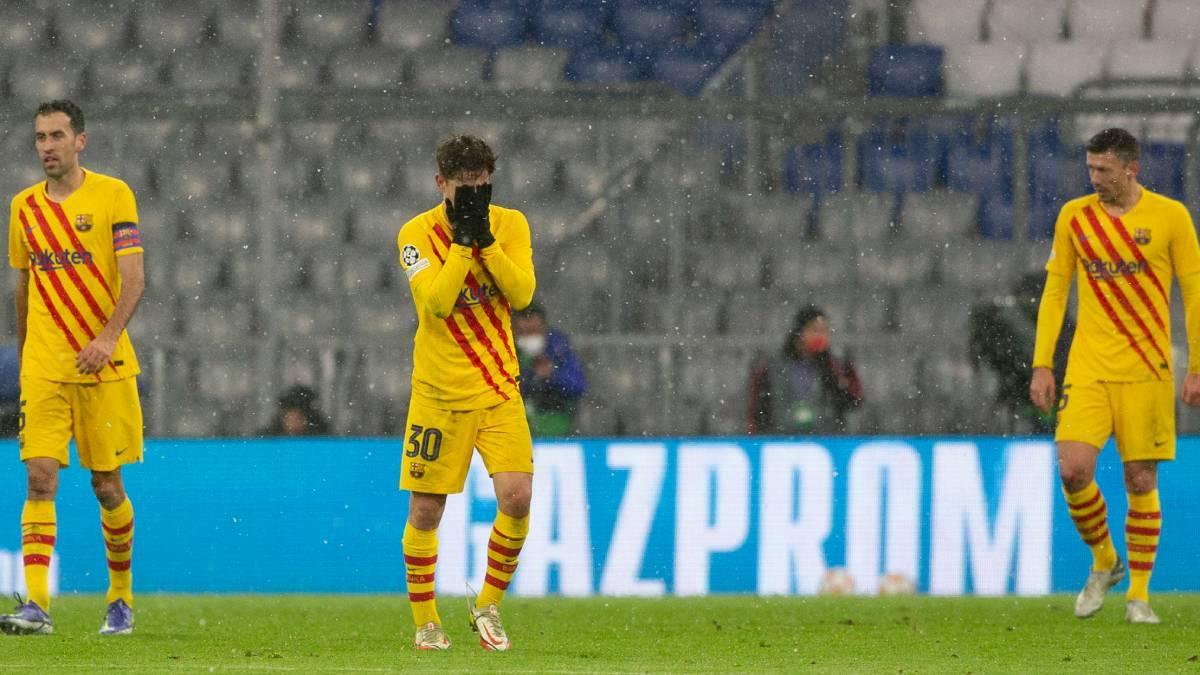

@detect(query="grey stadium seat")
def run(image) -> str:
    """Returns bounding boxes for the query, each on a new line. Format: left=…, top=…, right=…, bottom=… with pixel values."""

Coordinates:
left=987, top=0, right=1067, bottom=44
left=335, top=153, right=402, bottom=203
left=135, top=0, right=216, bottom=52
left=1068, top=0, right=1147, bottom=42
left=52, top=2, right=132, bottom=54
left=406, top=46, right=488, bottom=90
left=1153, top=0, right=1200, bottom=41
left=0, top=1, right=49, bottom=55
left=327, top=46, right=405, bottom=91
left=907, top=0, right=987, bottom=46
left=1026, top=42, right=1107, bottom=96
left=87, top=50, right=167, bottom=96
left=902, top=191, right=978, bottom=240
left=213, top=2, right=265, bottom=53
left=167, top=48, right=249, bottom=90
left=493, top=47, right=568, bottom=91
left=944, top=43, right=1025, bottom=98
left=1109, top=41, right=1191, bottom=80
left=290, top=0, right=373, bottom=51
left=378, top=0, right=454, bottom=51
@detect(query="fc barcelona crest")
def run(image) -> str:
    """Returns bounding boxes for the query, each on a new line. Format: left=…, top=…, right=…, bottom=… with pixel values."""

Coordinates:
left=410, top=462, right=426, bottom=479
left=1134, top=228, right=1151, bottom=245
left=75, top=213, right=94, bottom=232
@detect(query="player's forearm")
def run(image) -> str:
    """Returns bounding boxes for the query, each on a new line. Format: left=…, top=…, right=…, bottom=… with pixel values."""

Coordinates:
left=97, top=255, right=144, bottom=343
left=1033, top=272, right=1070, bottom=369
left=417, top=245, right=473, bottom=318
left=480, top=244, right=535, bottom=309
left=1178, top=271, right=1200, bottom=372
left=15, top=271, right=28, bottom=369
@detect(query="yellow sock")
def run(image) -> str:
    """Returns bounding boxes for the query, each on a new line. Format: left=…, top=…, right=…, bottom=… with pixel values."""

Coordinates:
left=1064, top=482, right=1118, bottom=571
left=476, top=511, right=528, bottom=609
left=101, top=498, right=134, bottom=605
left=403, top=523, right=441, bottom=627
left=21, top=500, right=56, bottom=611
left=1126, top=490, right=1162, bottom=603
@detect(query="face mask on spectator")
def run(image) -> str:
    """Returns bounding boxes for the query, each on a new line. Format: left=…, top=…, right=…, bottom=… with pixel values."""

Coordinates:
left=517, top=334, right=547, bottom=356
left=802, top=333, right=829, bottom=354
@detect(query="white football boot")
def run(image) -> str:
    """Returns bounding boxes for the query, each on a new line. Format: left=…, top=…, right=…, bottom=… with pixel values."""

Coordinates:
left=1074, top=558, right=1126, bottom=618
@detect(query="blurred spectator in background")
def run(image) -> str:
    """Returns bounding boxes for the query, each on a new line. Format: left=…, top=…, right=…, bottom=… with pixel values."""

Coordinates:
left=512, top=304, right=586, bottom=437
left=970, top=272, right=1073, bottom=434
left=259, top=384, right=332, bottom=436
left=0, top=345, right=18, bottom=436
left=747, top=305, right=863, bottom=435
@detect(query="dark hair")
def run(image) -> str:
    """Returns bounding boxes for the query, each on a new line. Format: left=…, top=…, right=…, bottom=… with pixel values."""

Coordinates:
left=514, top=302, right=546, bottom=321
left=783, top=304, right=825, bottom=358
left=278, top=384, right=318, bottom=411
left=436, top=134, right=496, bottom=180
left=1086, top=128, right=1139, bottom=164
left=35, top=100, right=85, bottom=134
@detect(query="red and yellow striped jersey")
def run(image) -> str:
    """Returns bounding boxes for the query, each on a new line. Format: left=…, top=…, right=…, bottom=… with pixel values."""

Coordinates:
left=1035, top=189, right=1200, bottom=383
left=8, top=169, right=142, bottom=382
left=397, top=201, right=535, bottom=410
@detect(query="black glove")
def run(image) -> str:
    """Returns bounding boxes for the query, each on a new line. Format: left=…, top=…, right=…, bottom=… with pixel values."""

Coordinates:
left=447, top=183, right=493, bottom=247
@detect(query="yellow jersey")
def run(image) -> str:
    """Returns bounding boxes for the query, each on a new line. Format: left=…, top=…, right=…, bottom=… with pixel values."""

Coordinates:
left=1035, top=189, right=1200, bottom=383
left=397, top=201, right=535, bottom=410
left=8, top=169, right=142, bottom=383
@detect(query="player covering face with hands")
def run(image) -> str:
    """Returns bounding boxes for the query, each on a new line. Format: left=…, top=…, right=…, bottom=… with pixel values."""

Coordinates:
left=395, top=134, right=536, bottom=652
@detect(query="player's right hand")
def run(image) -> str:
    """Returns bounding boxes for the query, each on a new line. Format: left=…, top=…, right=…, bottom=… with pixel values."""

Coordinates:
left=1030, top=367, right=1055, bottom=414
left=448, top=183, right=492, bottom=247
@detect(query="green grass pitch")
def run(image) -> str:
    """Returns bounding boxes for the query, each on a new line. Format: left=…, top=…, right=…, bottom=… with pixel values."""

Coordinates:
left=6, top=594, right=1200, bottom=673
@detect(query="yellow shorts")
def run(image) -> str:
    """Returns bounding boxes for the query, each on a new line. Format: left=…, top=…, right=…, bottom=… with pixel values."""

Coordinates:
left=1055, top=379, right=1175, bottom=461
left=400, top=396, right=533, bottom=495
left=19, top=376, right=144, bottom=471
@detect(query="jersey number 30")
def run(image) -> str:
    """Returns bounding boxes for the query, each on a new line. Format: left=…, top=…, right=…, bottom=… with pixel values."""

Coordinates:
left=407, top=424, right=443, bottom=461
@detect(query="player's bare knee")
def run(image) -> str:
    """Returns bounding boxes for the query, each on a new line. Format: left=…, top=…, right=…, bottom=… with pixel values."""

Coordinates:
left=1058, top=464, right=1092, bottom=493
left=25, top=465, right=58, bottom=500
left=497, top=485, right=531, bottom=519
left=90, top=471, right=126, bottom=509
left=1123, top=463, right=1158, bottom=495
left=408, top=493, right=447, bottom=530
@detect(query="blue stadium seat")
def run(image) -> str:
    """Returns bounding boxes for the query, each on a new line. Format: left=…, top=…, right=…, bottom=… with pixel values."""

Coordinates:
left=453, top=0, right=529, bottom=49
left=977, top=196, right=1015, bottom=240
left=532, top=1, right=611, bottom=49
left=868, top=45, right=944, bottom=98
left=694, top=0, right=770, bottom=58
left=613, top=1, right=689, bottom=59
left=652, top=47, right=721, bottom=97
left=1140, top=143, right=1186, bottom=201
left=946, top=144, right=1010, bottom=200
left=783, top=131, right=843, bottom=197
left=565, top=47, right=642, bottom=84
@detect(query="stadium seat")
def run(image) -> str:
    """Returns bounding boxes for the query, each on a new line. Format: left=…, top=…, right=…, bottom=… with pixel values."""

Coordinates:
left=694, top=0, right=770, bottom=58
left=1067, top=0, right=1147, bottom=42
left=907, top=0, right=987, bottom=46
left=52, top=2, right=132, bottom=54
left=783, top=136, right=844, bottom=197
left=0, top=1, right=49, bottom=54
left=167, top=48, right=250, bottom=90
left=453, top=0, right=529, bottom=49
left=819, top=191, right=898, bottom=243
left=565, top=47, right=642, bottom=85
left=407, top=46, right=488, bottom=90
left=8, top=54, right=87, bottom=103
left=867, top=45, right=944, bottom=98
left=135, top=0, right=215, bottom=52
left=276, top=48, right=326, bottom=89
left=1108, top=41, right=1191, bottom=80
left=1152, top=0, right=1200, bottom=41
left=212, top=2, right=264, bottom=52
left=87, top=51, right=167, bottom=96
left=290, top=0, right=373, bottom=51
left=987, top=0, right=1068, bottom=44
left=492, top=46, right=568, bottom=91
left=943, top=43, right=1025, bottom=98
left=377, top=0, right=455, bottom=51
left=1140, top=142, right=1187, bottom=200
left=531, top=0, right=610, bottom=49
left=770, top=242, right=859, bottom=290
left=976, top=196, right=1015, bottom=239
left=326, top=45, right=405, bottom=90
left=613, top=1, right=689, bottom=59
left=1025, top=42, right=1106, bottom=95
left=902, top=190, right=978, bottom=240
left=652, top=47, right=722, bottom=97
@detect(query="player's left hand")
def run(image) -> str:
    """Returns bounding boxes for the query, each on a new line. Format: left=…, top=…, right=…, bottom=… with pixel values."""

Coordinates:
left=1183, top=373, right=1200, bottom=407
left=77, top=334, right=116, bottom=374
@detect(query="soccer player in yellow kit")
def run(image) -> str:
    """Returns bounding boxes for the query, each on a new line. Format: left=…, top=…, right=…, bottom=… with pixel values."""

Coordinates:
left=1031, top=128, right=1200, bottom=625
left=395, top=135, right=535, bottom=651
left=1, top=101, right=144, bottom=636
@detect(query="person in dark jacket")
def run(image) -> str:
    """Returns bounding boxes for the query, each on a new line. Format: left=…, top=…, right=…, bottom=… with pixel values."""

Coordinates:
left=512, top=304, right=587, bottom=437
left=970, top=272, right=1074, bottom=433
left=259, top=384, right=332, bottom=436
left=747, top=305, right=863, bottom=434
